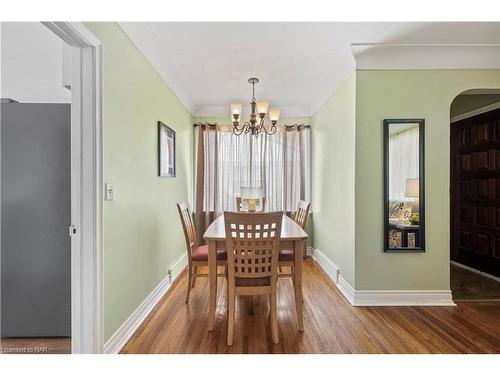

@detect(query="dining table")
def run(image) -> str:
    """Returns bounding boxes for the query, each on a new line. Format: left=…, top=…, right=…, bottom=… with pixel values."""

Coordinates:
left=203, top=214, right=308, bottom=332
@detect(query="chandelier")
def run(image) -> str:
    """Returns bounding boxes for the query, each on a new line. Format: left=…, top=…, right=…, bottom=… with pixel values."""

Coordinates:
left=230, top=77, right=280, bottom=136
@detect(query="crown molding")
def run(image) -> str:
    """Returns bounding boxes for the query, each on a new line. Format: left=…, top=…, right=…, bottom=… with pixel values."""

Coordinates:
left=352, top=44, right=500, bottom=70
left=118, top=22, right=500, bottom=118
left=193, top=105, right=311, bottom=118
left=118, top=22, right=198, bottom=115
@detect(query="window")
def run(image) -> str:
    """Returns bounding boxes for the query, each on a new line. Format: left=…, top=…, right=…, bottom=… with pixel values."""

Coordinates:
left=199, top=126, right=311, bottom=214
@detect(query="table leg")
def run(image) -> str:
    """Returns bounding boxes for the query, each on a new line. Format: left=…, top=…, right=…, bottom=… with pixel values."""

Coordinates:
left=208, top=239, right=217, bottom=331
left=294, top=239, right=304, bottom=331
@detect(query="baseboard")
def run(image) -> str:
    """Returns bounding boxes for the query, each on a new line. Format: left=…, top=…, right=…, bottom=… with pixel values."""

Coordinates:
left=307, top=247, right=355, bottom=303
left=103, top=252, right=187, bottom=354
left=352, top=290, right=455, bottom=306
left=337, top=275, right=356, bottom=304
left=450, top=261, right=500, bottom=282
left=308, top=247, right=455, bottom=307
left=307, top=247, right=339, bottom=284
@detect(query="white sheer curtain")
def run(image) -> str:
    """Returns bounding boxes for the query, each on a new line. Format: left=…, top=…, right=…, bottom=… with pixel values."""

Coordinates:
left=197, top=124, right=310, bottom=234
left=389, top=126, right=419, bottom=200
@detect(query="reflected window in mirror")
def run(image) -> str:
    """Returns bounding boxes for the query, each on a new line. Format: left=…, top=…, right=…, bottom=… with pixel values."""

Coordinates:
left=384, top=119, right=425, bottom=252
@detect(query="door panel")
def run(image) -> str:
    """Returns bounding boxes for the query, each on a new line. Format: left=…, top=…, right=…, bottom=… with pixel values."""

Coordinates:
left=451, top=108, right=500, bottom=277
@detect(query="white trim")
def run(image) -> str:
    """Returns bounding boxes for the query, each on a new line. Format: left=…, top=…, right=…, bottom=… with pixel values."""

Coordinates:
left=118, top=22, right=316, bottom=118
left=118, top=22, right=198, bottom=115
left=307, top=247, right=339, bottom=284
left=42, top=22, right=103, bottom=354
left=462, top=89, right=500, bottom=95
left=1, top=98, right=72, bottom=104
left=337, top=276, right=356, bottom=305
left=194, top=105, right=311, bottom=118
left=352, top=44, right=500, bottom=70
left=306, top=247, right=354, bottom=304
left=103, top=253, right=188, bottom=354
left=450, top=101, right=500, bottom=123
left=451, top=261, right=500, bottom=282
left=308, top=247, right=455, bottom=306
left=352, top=290, right=455, bottom=306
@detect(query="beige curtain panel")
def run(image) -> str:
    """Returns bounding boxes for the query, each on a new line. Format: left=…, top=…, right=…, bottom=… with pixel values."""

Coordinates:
left=195, top=123, right=311, bottom=244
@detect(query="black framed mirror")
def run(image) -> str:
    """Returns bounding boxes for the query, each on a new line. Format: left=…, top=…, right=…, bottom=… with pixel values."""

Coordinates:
left=384, top=119, right=425, bottom=253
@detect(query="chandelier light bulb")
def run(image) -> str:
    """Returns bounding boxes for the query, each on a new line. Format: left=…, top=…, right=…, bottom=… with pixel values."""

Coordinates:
left=231, top=103, right=242, bottom=116
left=256, top=101, right=269, bottom=115
left=269, top=109, right=280, bottom=123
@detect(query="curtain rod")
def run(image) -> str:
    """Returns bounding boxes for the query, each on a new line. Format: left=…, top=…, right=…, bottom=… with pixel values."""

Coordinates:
left=193, top=123, right=311, bottom=129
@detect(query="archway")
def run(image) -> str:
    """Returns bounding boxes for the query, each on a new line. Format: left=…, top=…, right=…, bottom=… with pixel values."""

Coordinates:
left=449, top=89, right=500, bottom=301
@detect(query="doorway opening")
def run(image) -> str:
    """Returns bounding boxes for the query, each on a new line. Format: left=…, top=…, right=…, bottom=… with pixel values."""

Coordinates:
left=1, top=22, right=102, bottom=354
left=1, top=22, right=72, bottom=354
left=450, top=89, right=500, bottom=301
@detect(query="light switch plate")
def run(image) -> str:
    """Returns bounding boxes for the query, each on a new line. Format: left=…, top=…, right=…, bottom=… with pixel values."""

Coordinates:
left=105, top=183, right=113, bottom=201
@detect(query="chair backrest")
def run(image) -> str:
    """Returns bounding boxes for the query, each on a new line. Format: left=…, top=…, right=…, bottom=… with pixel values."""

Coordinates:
left=224, top=211, right=282, bottom=281
left=294, top=200, right=311, bottom=229
left=177, top=202, right=197, bottom=254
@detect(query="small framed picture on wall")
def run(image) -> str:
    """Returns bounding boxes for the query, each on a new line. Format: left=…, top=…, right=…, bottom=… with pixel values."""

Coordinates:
left=158, top=121, right=176, bottom=177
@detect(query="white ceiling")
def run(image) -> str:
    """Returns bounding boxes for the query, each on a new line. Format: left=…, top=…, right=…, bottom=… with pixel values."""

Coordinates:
left=120, top=22, right=500, bottom=117
left=1, top=22, right=71, bottom=103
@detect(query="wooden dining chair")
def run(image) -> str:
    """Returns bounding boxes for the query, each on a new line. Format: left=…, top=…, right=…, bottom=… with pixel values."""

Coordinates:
left=224, top=211, right=282, bottom=345
left=177, top=202, right=227, bottom=303
left=278, top=200, right=311, bottom=276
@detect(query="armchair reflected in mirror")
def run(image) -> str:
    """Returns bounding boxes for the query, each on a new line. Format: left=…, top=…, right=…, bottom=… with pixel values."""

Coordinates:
left=384, top=119, right=425, bottom=252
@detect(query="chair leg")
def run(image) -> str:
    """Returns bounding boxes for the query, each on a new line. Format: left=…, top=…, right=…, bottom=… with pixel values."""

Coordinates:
left=191, top=266, right=197, bottom=288
left=270, top=289, right=279, bottom=344
left=227, top=286, right=235, bottom=346
left=185, top=264, right=193, bottom=303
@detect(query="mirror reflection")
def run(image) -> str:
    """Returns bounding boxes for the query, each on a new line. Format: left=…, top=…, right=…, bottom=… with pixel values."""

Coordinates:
left=385, top=120, right=425, bottom=252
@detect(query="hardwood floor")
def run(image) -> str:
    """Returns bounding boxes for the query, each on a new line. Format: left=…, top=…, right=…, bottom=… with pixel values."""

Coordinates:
left=1, top=337, right=71, bottom=354
left=121, top=258, right=500, bottom=354
left=451, top=264, right=500, bottom=300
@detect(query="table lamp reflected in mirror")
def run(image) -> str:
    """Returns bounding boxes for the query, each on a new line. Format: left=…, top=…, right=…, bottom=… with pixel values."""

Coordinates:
left=405, top=178, right=419, bottom=225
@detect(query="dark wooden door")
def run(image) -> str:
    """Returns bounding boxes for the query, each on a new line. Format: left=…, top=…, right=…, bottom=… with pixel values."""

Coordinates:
left=451, top=108, right=500, bottom=277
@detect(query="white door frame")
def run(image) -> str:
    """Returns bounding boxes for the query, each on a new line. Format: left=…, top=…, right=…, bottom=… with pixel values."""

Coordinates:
left=42, top=22, right=103, bottom=354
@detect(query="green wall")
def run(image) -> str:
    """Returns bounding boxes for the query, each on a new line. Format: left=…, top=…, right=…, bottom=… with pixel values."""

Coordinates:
left=85, top=23, right=193, bottom=340
left=355, top=69, right=500, bottom=290
left=311, top=74, right=356, bottom=286
left=79, top=24, right=500, bottom=342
